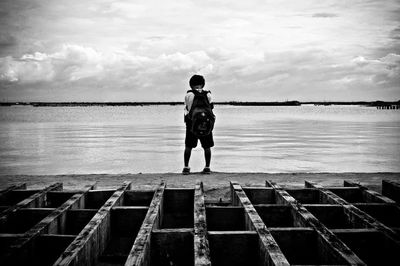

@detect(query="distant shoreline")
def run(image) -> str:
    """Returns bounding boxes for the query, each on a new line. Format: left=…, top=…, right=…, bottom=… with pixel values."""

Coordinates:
left=1, top=100, right=399, bottom=107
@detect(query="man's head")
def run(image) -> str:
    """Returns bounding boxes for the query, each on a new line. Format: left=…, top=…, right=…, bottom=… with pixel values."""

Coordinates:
left=189, top=75, right=205, bottom=90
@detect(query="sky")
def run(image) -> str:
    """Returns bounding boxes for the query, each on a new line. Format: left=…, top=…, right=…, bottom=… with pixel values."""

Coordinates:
left=0, top=0, right=399, bottom=102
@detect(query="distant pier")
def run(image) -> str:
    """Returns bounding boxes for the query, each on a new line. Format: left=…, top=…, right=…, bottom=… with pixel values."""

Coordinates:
left=370, top=100, right=400, bottom=110
left=376, top=104, right=400, bottom=109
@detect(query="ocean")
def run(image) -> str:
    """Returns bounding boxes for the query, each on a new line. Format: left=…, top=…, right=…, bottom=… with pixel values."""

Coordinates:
left=0, top=105, right=399, bottom=174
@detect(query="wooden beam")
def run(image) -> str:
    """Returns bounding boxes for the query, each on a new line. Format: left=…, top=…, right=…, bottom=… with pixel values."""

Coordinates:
left=0, top=183, right=62, bottom=226
left=330, top=228, right=379, bottom=234
left=254, top=205, right=294, bottom=228
left=0, top=184, right=27, bottom=203
left=54, top=182, right=131, bottom=266
left=304, top=204, right=370, bottom=229
left=161, top=188, right=194, bottom=228
left=305, top=181, right=400, bottom=245
left=111, top=206, right=149, bottom=236
left=151, top=228, right=194, bottom=266
left=0, top=184, right=95, bottom=265
left=124, top=181, right=166, bottom=266
left=0, top=184, right=26, bottom=192
left=382, top=180, right=400, bottom=204
left=352, top=203, right=400, bottom=229
left=1, top=190, right=42, bottom=208
left=85, top=189, right=115, bottom=209
left=194, top=181, right=211, bottom=266
left=46, top=191, right=84, bottom=208
left=242, top=187, right=275, bottom=204
left=284, top=188, right=320, bottom=204
left=230, top=181, right=290, bottom=266
left=2, top=208, right=55, bottom=233
left=330, top=227, right=399, bottom=266
left=65, top=209, right=98, bottom=235
left=34, top=234, right=77, bottom=266
left=268, top=227, right=314, bottom=232
left=206, top=206, right=246, bottom=231
left=344, top=180, right=396, bottom=204
left=267, top=180, right=365, bottom=265
left=208, top=230, right=259, bottom=266
left=208, top=230, right=257, bottom=235
left=123, top=190, right=154, bottom=207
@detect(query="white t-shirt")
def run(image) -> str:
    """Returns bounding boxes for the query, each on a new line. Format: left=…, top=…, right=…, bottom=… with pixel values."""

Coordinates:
left=184, top=89, right=212, bottom=116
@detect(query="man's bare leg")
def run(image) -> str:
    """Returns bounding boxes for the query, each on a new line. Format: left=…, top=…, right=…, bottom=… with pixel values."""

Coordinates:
left=184, top=146, right=192, bottom=167
left=204, top=147, right=211, bottom=168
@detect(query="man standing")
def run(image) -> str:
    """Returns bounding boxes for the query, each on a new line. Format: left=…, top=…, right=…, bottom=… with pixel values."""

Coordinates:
left=183, top=74, right=215, bottom=175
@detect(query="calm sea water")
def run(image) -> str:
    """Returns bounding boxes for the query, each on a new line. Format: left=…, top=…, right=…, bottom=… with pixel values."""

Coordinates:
left=0, top=105, right=399, bottom=174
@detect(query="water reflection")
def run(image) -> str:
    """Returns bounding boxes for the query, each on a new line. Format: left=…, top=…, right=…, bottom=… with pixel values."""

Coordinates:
left=0, top=105, right=399, bottom=174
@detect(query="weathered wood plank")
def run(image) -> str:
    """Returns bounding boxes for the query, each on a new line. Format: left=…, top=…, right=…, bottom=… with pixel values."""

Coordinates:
left=54, top=182, right=131, bottom=266
left=0, top=184, right=27, bottom=203
left=0, top=183, right=63, bottom=226
left=208, top=230, right=258, bottom=235
left=152, top=228, right=193, bottom=234
left=194, top=181, right=211, bottom=266
left=331, top=226, right=400, bottom=265
left=161, top=188, right=194, bottom=228
left=304, top=204, right=369, bottom=229
left=111, top=206, right=149, bottom=236
left=206, top=206, right=246, bottom=231
left=123, top=190, right=154, bottom=207
left=124, top=181, right=166, bottom=266
left=382, top=180, right=400, bottom=204
left=242, top=187, right=275, bottom=205
left=230, top=181, right=290, bottom=266
left=0, top=183, right=95, bottom=265
left=305, top=181, right=400, bottom=245
left=34, top=234, right=78, bottom=266
left=112, top=206, right=149, bottom=210
left=344, top=180, right=396, bottom=204
left=64, top=209, right=98, bottom=235
left=330, top=228, right=379, bottom=234
left=151, top=228, right=194, bottom=266
left=1, top=208, right=55, bottom=234
left=267, top=180, right=366, bottom=266
left=208, top=230, right=259, bottom=266
left=352, top=203, right=400, bottom=229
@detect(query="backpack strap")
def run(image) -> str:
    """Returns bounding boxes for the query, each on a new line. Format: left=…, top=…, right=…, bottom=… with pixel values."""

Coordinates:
left=187, top=90, right=212, bottom=116
left=187, top=89, right=211, bottom=94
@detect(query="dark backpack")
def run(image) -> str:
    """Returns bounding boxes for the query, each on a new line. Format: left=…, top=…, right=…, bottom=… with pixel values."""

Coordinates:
left=187, top=90, right=215, bottom=137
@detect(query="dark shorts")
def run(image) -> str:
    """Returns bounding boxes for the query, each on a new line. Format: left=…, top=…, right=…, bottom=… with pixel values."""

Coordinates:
left=185, top=123, right=214, bottom=149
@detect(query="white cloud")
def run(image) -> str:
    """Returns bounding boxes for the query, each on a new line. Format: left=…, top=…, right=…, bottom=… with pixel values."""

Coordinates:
left=0, top=0, right=399, bottom=101
left=0, top=44, right=217, bottom=98
left=2, top=44, right=399, bottom=101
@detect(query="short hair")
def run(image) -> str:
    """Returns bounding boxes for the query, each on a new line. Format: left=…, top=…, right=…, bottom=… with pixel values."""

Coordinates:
left=189, top=74, right=205, bottom=88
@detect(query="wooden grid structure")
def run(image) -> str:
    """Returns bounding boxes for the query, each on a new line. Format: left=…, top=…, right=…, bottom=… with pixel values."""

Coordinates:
left=0, top=179, right=399, bottom=265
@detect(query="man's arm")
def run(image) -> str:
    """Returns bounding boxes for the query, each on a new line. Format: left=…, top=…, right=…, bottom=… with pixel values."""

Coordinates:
left=184, top=94, right=189, bottom=115
left=185, top=93, right=194, bottom=114
left=207, top=91, right=214, bottom=109
left=184, top=92, right=194, bottom=122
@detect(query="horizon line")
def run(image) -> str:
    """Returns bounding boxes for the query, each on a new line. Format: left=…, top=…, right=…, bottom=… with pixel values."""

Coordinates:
left=1, top=100, right=400, bottom=103
left=1, top=100, right=399, bottom=107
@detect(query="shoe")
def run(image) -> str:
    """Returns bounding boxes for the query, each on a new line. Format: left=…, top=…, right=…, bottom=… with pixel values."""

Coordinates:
left=202, top=167, right=211, bottom=174
left=182, top=167, right=190, bottom=175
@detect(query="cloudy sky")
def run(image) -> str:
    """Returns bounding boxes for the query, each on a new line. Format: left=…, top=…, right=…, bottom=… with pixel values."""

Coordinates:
left=0, top=0, right=399, bottom=102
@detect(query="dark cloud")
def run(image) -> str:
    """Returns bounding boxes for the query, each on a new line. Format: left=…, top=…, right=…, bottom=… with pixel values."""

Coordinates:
left=0, top=33, right=17, bottom=49
left=390, top=26, right=400, bottom=40
left=312, top=13, right=339, bottom=18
